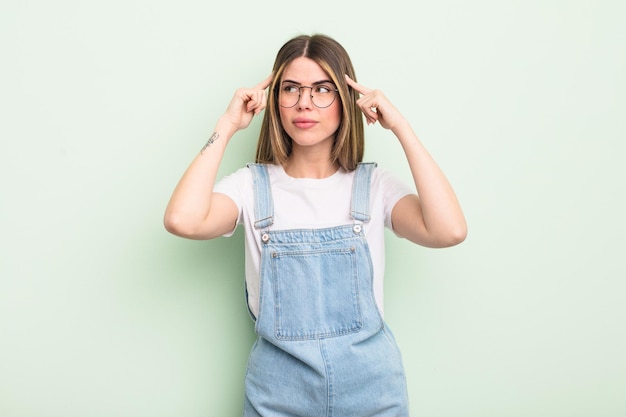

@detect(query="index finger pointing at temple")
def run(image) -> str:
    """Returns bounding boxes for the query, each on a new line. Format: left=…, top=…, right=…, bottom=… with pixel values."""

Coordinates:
left=344, top=74, right=372, bottom=95
left=256, top=73, right=274, bottom=90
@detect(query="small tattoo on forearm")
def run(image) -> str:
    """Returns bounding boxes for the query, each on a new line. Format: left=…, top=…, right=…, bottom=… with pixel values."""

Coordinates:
left=200, top=132, right=219, bottom=154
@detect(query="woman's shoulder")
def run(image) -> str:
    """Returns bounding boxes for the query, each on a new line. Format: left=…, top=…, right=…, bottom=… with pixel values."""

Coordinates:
left=214, top=165, right=254, bottom=194
left=369, top=164, right=414, bottom=198
left=361, top=163, right=397, bottom=186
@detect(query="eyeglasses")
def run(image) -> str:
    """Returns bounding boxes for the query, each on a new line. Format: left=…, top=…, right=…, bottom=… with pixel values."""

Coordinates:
left=278, top=82, right=339, bottom=108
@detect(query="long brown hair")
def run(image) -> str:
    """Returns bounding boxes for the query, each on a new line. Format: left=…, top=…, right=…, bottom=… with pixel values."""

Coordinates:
left=255, top=34, right=364, bottom=171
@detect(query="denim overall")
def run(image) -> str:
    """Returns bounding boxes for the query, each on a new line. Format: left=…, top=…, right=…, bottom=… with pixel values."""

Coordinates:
left=243, top=163, right=409, bottom=417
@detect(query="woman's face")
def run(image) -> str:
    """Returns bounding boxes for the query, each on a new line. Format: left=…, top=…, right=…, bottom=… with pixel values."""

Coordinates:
left=278, top=57, right=342, bottom=154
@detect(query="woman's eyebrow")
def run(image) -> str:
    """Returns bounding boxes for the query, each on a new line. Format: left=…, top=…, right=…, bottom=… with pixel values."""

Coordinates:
left=281, top=79, right=334, bottom=85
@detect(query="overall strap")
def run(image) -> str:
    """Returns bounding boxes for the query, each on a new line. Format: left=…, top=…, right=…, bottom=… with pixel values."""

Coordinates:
left=247, top=163, right=274, bottom=230
left=350, top=162, right=377, bottom=223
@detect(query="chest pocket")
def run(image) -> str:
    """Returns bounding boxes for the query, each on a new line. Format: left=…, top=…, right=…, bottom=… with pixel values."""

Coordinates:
left=269, top=245, right=363, bottom=341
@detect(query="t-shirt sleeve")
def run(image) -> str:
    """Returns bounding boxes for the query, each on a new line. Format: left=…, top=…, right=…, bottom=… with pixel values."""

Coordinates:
left=375, top=167, right=414, bottom=231
left=212, top=166, right=252, bottom=237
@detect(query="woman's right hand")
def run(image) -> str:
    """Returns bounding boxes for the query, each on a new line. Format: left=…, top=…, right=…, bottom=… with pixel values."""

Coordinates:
left=222, top=73, right=273, bottom=132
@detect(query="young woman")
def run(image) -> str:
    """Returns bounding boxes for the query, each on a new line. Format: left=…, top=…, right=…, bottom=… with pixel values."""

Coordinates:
left=164, top=33, right=466, bottom=416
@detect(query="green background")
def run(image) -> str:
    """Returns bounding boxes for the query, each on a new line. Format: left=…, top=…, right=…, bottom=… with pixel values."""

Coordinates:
left=1, top=0, right=624, bottom=416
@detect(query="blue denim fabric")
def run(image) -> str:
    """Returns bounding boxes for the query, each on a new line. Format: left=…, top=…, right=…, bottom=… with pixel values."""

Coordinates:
left=244, top=163, right=409, bottom=416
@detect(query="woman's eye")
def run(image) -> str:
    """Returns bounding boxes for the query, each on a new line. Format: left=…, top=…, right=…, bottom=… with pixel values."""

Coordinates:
left=315, top=85, right=333, bottom=94
left=283, top=85, right=299, bottom=93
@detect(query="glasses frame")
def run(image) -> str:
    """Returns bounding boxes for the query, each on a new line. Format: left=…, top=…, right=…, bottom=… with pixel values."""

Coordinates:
left=277, top=83, right=339, bottom=109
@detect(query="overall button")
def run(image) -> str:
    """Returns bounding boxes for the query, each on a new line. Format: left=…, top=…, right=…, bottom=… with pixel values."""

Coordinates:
left=261, top=233, right=270, bottom=243
left=352, top=224, right=362, bottom=234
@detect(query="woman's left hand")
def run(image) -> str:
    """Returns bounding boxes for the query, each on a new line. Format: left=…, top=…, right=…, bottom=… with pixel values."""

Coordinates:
left=345, top=74, right=405, bottom=130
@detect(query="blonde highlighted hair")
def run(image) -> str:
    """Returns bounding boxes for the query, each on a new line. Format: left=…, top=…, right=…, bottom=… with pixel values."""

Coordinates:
left=256, top=34, right=364, bottom=171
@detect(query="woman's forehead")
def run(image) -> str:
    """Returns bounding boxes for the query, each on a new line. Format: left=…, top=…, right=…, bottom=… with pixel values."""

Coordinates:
left=282, top=57, right=331, bottom=82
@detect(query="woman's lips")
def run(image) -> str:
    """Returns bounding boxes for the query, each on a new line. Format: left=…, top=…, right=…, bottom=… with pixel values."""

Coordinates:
left=293, top=118, right=318, bottom=129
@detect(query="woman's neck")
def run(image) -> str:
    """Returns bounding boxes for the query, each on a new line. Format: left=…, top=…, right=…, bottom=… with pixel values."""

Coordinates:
left=282, top=153, right=338, bottom=179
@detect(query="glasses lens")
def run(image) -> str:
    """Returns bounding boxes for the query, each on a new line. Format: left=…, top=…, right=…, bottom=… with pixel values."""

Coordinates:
left=279, top=83, right=299, bottom=108
left=311, top=84, right=337, bottom=108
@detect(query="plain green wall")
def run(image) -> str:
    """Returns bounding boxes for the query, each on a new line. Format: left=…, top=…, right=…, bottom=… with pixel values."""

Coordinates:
left=1, top=0, right=625, bottom=416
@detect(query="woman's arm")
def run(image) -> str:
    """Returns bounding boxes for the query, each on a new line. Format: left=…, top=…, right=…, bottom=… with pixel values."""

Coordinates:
left=388, top=119, right=467, bottom=248
left=163, top=75, right=272, bottom=240
left=345, top=75, right=467, bottom=248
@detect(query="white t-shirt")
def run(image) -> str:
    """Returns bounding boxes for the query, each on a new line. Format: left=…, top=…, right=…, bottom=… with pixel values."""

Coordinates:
left=214, top=163, right=413, bottom=318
